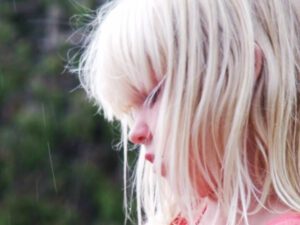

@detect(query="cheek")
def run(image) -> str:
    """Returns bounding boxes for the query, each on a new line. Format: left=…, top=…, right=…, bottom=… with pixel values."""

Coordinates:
left=146, top=99, right=161, bottom=134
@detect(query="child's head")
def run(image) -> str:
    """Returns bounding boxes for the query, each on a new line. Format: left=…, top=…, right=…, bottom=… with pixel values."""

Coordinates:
left=78, top=0, right=300, bottom=224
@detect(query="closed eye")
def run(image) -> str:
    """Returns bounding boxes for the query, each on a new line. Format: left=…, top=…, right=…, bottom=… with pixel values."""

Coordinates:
left=144, top=77, right=166, bottom=108
left=145, top=86, right=161, bottom=107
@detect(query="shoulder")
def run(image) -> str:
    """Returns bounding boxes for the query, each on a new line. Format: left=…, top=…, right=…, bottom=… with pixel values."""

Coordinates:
left=266, top=213, right=300, bottom=225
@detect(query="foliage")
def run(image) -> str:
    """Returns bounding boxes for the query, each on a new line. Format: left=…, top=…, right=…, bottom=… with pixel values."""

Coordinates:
left=0, top=0, right=126, bottom=224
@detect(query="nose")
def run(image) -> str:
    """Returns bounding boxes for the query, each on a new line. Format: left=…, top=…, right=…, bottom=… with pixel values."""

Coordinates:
left=129, top=122, right=152, bottom=144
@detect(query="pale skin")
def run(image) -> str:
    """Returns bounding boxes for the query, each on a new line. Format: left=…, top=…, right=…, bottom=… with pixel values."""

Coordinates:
left=128, top=47, right=295, bottom=224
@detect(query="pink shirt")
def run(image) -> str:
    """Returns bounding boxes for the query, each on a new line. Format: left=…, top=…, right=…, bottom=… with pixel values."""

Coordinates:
left=266, top=214, right=300, bottom=225
left=171, top=214, right=300, bottom=225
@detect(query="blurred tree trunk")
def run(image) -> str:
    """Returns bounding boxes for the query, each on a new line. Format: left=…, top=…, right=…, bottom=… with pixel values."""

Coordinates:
left=43, top=3, right=61, bottom=52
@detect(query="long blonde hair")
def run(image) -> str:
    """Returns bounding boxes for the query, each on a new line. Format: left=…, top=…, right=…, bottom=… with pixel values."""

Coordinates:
left=77, top=0, right=300, bottom=224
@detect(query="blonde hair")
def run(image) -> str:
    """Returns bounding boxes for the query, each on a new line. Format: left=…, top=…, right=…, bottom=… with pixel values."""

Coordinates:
left=77, top=0, right=300, bottom=224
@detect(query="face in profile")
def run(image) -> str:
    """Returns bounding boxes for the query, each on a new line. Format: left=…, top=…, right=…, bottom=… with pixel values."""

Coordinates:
left=128, top=76, right=214, bottom=197
left=128, top=77, right=165, bottom=164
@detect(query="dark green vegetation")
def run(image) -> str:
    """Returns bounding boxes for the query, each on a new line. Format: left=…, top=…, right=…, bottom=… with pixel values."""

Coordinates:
left=0, top=0, right=127, bottom=224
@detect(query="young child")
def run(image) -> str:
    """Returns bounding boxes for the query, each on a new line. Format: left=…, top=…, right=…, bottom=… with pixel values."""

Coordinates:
left=77, top=0, right=300, bottom=224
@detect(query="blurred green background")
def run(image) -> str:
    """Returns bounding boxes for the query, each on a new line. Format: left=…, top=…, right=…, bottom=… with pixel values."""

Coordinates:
left=0, top=0, right=126, bottom=224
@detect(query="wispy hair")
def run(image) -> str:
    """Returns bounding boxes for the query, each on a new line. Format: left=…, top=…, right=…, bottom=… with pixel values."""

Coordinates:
left=76, top=0, right=300, bottom=224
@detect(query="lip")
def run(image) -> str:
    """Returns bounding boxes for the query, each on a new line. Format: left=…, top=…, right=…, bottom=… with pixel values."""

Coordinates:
left=144, top=152, right=167, bottom=177
left=145, top=152, right=155, bottom=163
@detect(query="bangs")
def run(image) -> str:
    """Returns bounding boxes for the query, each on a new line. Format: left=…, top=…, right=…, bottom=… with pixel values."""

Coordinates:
left=79, top=0, right=167, bottom=120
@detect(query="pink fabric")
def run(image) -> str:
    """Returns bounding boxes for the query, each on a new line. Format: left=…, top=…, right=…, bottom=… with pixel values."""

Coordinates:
left=171, top=213, right=300, bottom=225
left=266, top=214, right=300, bottom=225
left=170, top=217, right=187, bottom=225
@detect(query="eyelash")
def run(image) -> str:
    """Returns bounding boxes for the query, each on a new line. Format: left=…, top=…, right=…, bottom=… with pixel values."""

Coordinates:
left=143, top=77, right=166, bottom=107
left=145, top=87, right=161, bottom=107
